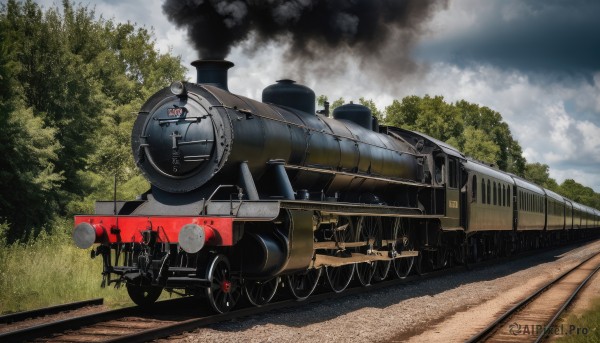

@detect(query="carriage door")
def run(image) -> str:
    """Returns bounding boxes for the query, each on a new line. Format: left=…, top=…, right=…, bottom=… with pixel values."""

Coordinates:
left=444, top=156, right=461, bottom=228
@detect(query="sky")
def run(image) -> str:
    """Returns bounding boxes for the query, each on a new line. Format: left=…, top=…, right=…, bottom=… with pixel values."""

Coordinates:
left=36, top=0, right=600, bottom=192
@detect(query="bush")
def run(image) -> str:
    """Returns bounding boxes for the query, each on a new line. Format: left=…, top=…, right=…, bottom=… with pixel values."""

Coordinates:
left=0, top=220, right=133, bottom=314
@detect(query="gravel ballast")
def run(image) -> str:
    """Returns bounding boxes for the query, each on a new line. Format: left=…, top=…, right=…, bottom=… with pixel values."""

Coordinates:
left=164, top=240, right=600, bottom=343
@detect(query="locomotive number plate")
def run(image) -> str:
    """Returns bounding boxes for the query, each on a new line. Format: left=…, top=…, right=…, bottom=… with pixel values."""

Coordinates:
left=449, top=200, right=458, bottom=208
left=167, top=107, right=186, bottom=117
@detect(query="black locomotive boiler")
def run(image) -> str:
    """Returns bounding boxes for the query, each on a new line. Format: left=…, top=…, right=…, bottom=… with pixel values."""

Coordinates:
left=73, top=60, right=600, bottom=313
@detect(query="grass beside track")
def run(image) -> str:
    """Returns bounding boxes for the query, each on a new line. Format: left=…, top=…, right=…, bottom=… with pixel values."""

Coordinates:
left=555, top=298, right=600, bottom=342
left=0, top=220, right=135, bottom=314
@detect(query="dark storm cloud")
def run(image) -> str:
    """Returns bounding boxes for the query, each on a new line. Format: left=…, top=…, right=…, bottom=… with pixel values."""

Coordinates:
left=162, top=0, right=446, bottom=77
left=417, top=0, right=600, bottom=77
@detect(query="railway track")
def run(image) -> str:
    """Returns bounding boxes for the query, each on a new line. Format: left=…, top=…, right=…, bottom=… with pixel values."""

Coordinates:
left=466, top=250, right=600, bottom=343
left=0, top=298, right=103, bottom=325
left=1, top=239, right=597, bottom=343
left=1, top=271, right=443, bottom=343
left=0, top=261, right=495, bottom=342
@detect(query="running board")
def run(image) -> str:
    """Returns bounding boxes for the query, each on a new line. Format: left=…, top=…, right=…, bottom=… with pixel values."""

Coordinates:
left=310, top=251, right=418, bottom=269
left=313, top=239, right=395, bottom=250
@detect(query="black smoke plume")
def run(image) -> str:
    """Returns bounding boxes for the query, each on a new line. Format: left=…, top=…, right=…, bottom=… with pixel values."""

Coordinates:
left=163, top=0, right=446, bottom=79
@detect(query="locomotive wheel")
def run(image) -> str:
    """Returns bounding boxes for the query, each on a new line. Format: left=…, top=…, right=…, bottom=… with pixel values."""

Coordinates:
left=286, top=268, right=322, bottom=301
left=244, top=277, right=279, bottom=307
left=373, top=260, right=391, bottom=281
left=326, top=264, right=355, bottom=293
left=354, top=217, right=375, bottom=286
left=205, top=254, right=241, bottom=313
left=355, top=262, right=375, bottom=286
left=356, top=216, right=389, bottom=283
left=126, top=283, right=163, bottom=307
left=326, top=216, right=356, bottom=292
left=393, top=255, right=414, bottom=279
left=392, top=218, right=415, bottom=279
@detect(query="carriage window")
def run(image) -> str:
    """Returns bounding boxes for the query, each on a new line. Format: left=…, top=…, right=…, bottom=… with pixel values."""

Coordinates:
left=520, top=192, right=523, bottom=210
left=493, top=182, right=497, bottom=205
left=508, top=188, right=511, bottom=207
left=497, top=183, right=501, bottom=206
left=481, top=178, right=486, bottom=204
left=541, top=198, right=543, bottom=213
left=487, top=180, right=491, bottom=204
left=543, top=198, right=546, bottom=213
left=531, top=194, right=533, bottom=212
left=472, top=175, right=477, bottom=202
left=502, top=185, right=506, bottom=207
left=519, top=192, right=522, bottom=210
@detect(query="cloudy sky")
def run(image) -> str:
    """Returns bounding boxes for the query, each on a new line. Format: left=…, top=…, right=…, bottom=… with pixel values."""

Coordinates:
left=37, top=0, right=600, bottom=192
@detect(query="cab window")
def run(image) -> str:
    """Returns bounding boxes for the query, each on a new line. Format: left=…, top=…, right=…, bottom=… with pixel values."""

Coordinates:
left=448, top=158, right=458, bottom=188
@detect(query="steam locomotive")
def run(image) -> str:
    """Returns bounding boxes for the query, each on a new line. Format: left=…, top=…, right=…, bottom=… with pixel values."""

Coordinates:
left=73, top=60, right=600, bottom=313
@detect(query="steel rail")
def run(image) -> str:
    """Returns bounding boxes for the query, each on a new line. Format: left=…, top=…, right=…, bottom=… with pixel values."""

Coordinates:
left=465, top=250, right=600, bottom=343
left=0, top=297, right=189, bottom=343
left=1, top=239, right=597, bottom=343
left=95, top=240, right=600, bottom=343
left=533, top=259, right=600, bottom=343
left=0, top=298, right=103, bottom=324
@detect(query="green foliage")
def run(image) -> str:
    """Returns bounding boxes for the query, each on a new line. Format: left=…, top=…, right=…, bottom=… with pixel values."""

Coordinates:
left=555, top=297, right=600, bottom=343
left=522, top=163, right=600, bottom=207
left=331, top=97, right=345, bottom=110
left=461, top=126, right=500, bottom=165
left=317, top=94, right=345, bottom=112
left=0, top=219, right=135, bottom=313
left=0, top=0, right=185, bottom=242
left=385, top=95, right=462, bottom=141
left=525, top=163, right=559, bottom=191
left=382, top=95, right=600, bottom=206
left=557, top=179, right=600, bottom=209
left=358, top=97, right=383, bottom=120
left=384, top=95, right=526, bottom=174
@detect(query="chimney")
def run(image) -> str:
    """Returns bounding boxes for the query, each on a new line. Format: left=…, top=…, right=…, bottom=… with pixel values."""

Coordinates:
left=191, top=60, right=234, bottom=91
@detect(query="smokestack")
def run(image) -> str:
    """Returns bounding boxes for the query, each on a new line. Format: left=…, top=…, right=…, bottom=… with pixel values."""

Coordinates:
left=191, top=60, right=234, bottom=91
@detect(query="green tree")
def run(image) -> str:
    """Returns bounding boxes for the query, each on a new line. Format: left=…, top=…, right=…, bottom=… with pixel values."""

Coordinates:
left=558, top=179, right=596, bottom=206
left=384, top=95, right=422, bottom=130
left=384, top=95, right=527, bottom=175
left=455, top=100, right=526, bottom=175
left=0, top=0, right=185, bottom=241
left=358, top=97, right=383, bottom=120
left=0, top=19, right=63, bottom=240
left=385, top=95, right=463, bottom=142
left=317, top=95, right=345, bottom=113
left=461, top=126, right=500, bottom=165
left=524, top=162, right=559, bottom=191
